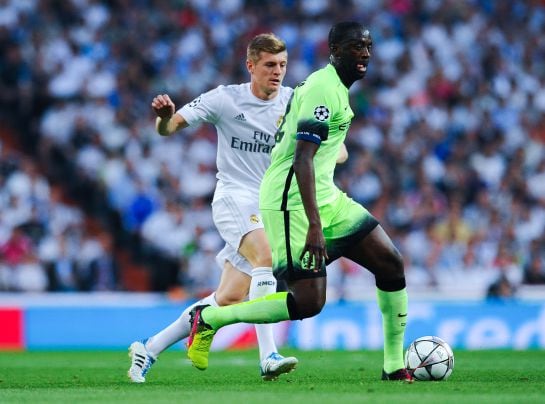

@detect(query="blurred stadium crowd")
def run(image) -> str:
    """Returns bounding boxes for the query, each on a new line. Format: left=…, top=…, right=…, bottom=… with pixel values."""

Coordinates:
left=1, top=0, right=544, bottom=298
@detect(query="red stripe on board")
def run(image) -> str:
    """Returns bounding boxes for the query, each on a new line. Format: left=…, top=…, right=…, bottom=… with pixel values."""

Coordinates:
left=229, top=328, right=257, bottom=350
left=0, top=308, right=24, bottom=350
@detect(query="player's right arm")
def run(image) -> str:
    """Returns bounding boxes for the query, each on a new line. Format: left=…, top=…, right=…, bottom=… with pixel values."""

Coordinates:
left=151, top=94, right=189, bottom=136
left=293, top=139, right=328, bottom=271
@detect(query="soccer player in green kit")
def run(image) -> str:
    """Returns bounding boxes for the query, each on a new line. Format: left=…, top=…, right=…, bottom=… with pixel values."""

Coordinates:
left=187, top=21, right=413, bottom=382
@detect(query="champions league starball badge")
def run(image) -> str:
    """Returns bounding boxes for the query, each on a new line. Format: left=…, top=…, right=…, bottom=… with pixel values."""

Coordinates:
left=314, top=106, right=330, bottom=121
left=188, top=96, right=201, bottom=107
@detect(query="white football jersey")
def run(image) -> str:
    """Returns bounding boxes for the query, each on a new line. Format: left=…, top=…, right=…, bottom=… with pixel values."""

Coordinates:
left=178, top=83, right=293, bottom=202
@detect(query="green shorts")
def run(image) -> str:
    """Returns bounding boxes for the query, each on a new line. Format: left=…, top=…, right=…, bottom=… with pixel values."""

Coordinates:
left=261, top=192, right=379, bottom=281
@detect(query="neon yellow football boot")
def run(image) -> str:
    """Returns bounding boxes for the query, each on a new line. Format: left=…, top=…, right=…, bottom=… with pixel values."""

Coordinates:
left=187, top=305, right=216, bottom=370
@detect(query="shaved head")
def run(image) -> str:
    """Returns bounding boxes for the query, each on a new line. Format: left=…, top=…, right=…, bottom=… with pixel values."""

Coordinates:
left=328, top=21, right=369, bottom=50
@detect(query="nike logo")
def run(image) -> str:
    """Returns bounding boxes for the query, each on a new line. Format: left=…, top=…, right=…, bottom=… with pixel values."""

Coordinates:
left=397, top=313, right=407, bottom=317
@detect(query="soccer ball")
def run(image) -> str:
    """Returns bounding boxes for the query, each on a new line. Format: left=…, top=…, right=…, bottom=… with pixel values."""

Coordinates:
left=404, top=336, right=454, bottom=381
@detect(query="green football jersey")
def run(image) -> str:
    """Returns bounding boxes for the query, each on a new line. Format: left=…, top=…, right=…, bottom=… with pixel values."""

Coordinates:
left=260, top=63, right=354, bottom=211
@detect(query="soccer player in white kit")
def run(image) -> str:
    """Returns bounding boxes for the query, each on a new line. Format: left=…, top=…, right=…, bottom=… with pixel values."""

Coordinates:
left=128, top=33, right=299, bottom=382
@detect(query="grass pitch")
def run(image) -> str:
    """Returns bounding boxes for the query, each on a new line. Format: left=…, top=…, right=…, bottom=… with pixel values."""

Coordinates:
left=1, top=349, right=544, bottom=403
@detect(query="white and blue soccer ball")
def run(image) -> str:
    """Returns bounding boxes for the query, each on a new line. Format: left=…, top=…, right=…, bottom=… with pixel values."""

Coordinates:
left=404, top=336, right=454, bottom=381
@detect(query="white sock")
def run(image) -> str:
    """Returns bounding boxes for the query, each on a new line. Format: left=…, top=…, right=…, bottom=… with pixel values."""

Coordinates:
left=249, top=267, right=278, bottom=362
left=145, top=293, right=218, bottom=358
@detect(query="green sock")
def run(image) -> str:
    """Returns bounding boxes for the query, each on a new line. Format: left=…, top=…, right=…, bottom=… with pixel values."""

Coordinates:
left=202, top=292, right=291, bottom=330
left=376, top=287, right=408, bottom=373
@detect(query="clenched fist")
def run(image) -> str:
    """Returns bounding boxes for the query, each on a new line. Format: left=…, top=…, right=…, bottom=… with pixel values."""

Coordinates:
left=151, top=94, right=175, bottom=119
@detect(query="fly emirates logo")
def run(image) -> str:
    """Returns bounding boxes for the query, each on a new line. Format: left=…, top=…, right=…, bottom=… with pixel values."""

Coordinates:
left=230, top=131, right=273, bottom=154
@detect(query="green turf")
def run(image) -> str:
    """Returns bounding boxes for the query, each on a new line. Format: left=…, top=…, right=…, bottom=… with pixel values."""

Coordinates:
left=0, top=349, right=544, bottom=403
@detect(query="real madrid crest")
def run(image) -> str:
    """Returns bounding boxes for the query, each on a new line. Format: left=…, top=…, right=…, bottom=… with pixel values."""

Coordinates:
left=276, top=114, right=284, bottom=128
left=250, top=214, right=260, bottom=224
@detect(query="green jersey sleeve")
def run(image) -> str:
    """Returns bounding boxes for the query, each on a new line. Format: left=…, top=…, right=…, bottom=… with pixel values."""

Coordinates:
left=294, top=79, right=341, bottom=145
left=260, top=64, right=354, bottom=211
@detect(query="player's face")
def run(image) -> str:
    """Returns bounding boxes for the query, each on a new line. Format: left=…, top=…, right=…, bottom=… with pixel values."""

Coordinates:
left=248, top=50, right=288, bottom=100
left=335, top=29, right=372, bottom=82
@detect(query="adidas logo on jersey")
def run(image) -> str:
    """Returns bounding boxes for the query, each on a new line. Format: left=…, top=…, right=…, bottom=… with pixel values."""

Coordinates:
left=234, top=113, right=246, bottom=121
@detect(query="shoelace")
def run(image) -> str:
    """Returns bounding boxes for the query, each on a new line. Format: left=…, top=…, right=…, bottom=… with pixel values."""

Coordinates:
left=267, top=353, right=283, bottom=361
left=262, top=353, right=283, bottom=372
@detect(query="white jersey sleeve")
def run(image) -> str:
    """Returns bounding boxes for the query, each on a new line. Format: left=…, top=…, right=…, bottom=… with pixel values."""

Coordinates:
left=177, top=87, right=223, bottom=126
left=177, top=83, right=293, bottom=202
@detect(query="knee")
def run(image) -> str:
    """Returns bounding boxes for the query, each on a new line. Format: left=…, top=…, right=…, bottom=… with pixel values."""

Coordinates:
left=251, top=250, right=272, bottom=268
left=299, top=301, right=324, bottom=319
left=375, top=247, right=407, bottom=291
left=215, top=289, right=246, bottom=306
left=390, top=246, right=405, bottom=276
left=374, top=243, right=405, bottom=280
left=289, top=292, right=326, bottom=320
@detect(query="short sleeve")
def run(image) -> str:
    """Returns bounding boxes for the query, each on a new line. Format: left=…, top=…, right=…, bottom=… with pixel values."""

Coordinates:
left=177, top=86, right=224, bottom=126
left=295, top=83, right=339, bottom=145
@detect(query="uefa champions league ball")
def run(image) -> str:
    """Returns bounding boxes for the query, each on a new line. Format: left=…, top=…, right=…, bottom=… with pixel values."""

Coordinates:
left=404, top=336, right=454, bottom=381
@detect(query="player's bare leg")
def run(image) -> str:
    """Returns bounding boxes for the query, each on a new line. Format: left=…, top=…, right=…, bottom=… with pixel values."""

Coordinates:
left=144, top=264, right=243, bottom=355
left=129, top=262, right=246, bottom=382
left=187, top=291, right=292, bottom=371
left=186, top=277, right=324, bottom=372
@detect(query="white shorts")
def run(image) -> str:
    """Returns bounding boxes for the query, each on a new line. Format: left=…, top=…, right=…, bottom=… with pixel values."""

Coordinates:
left=212, top=194, right=264, bottom=276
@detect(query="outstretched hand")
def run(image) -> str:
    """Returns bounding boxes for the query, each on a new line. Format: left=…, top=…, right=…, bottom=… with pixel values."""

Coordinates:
left=151, top=94, right=175, bottom=119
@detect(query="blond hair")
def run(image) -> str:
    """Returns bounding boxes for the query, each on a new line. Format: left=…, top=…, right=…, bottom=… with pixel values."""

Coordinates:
left=247, top=33, right=287, bottom=63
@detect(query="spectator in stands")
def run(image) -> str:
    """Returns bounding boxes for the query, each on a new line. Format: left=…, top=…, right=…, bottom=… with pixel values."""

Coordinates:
left=1, top=0, right=545, bottom=295
left=84, top=233, right=120, bottom=291
left=45, top=232, right=79, bottom=291
left=523, top=239, right=545, bottom=285
left=523, top=254, right=545, bottom=285
left=486, top=274, right=517, bottom=301
left=0, top=226, right=47, bottom=291
left=0, top=226, right=33, bottom=268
